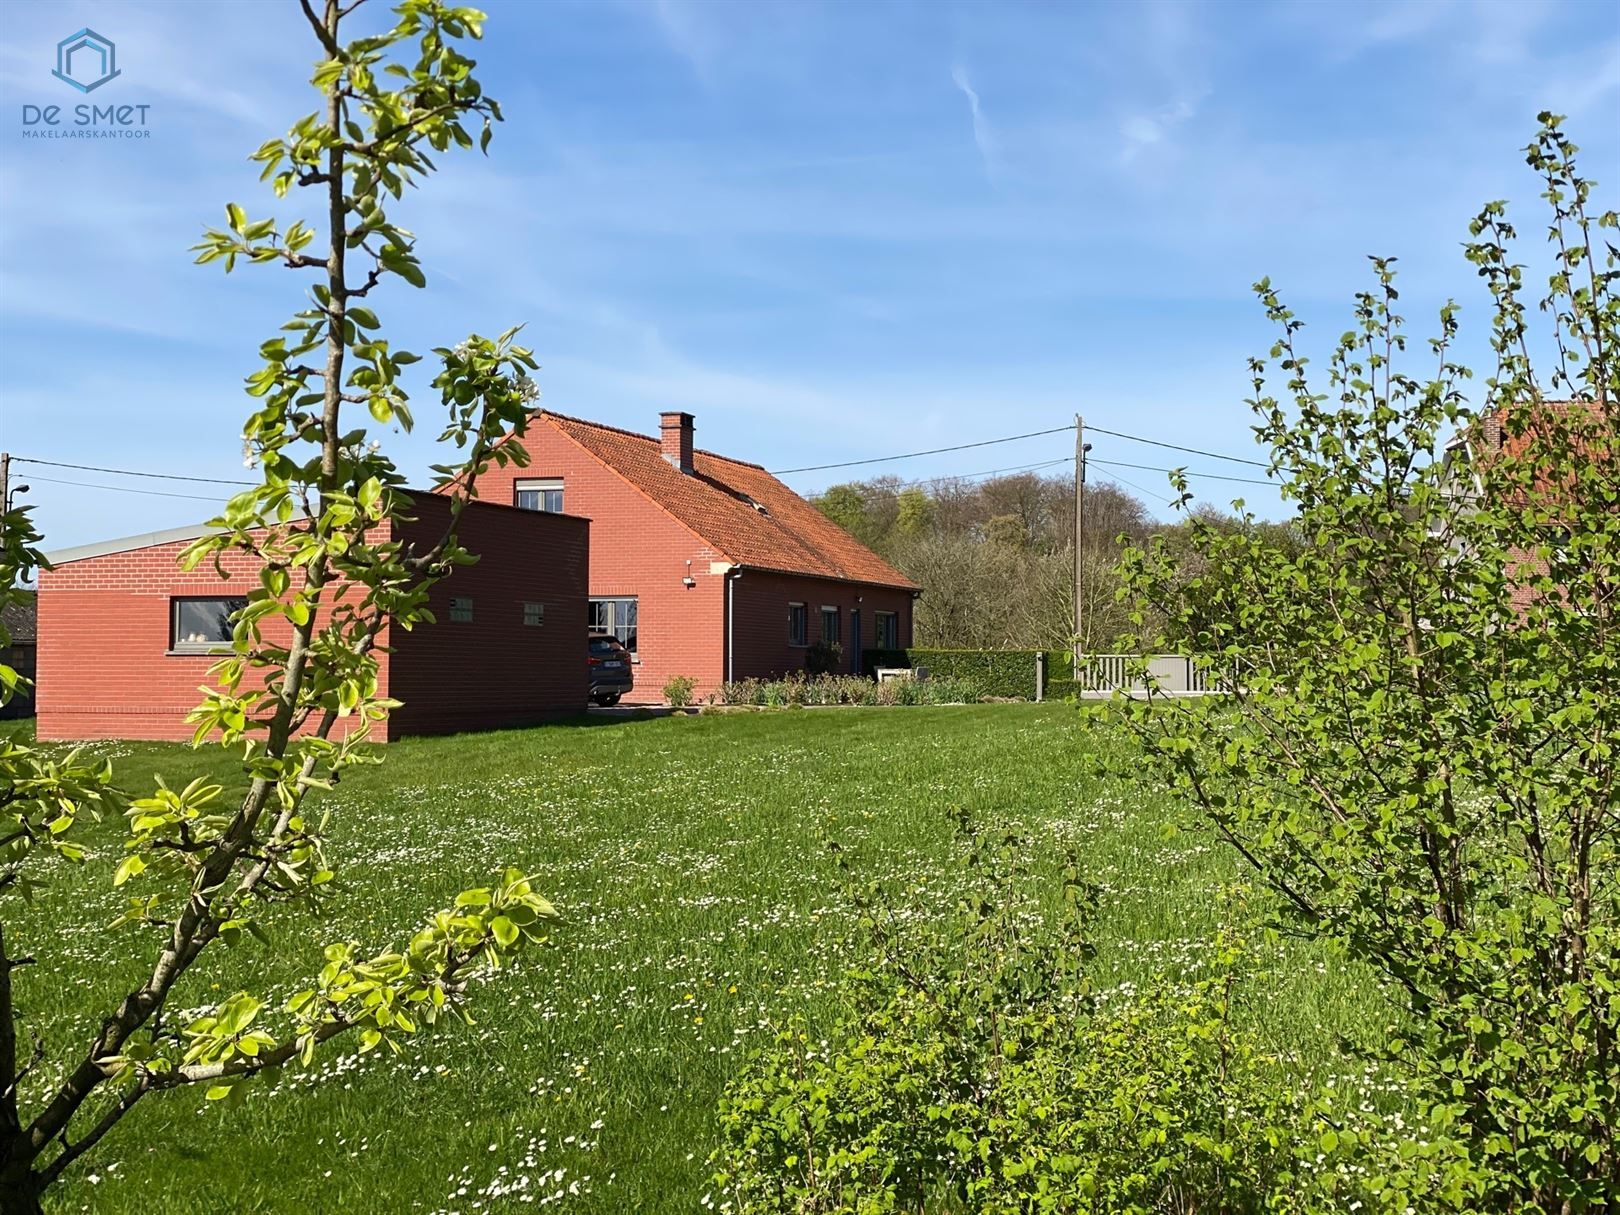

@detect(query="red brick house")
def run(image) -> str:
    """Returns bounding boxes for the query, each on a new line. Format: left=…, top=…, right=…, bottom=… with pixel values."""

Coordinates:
left=464, top=410, right=919, bottom=701
left=35, top=494, right=589, bottom=742
left=1439, top=397, right=1613, bottom=614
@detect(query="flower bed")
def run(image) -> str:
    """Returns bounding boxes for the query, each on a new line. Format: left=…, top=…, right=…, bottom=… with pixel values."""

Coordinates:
left=713, top=674, right=980, bottom=708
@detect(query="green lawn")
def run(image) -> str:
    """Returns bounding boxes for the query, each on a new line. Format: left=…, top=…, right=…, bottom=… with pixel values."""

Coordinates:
left=12, top=706, right=1386, bottom=1212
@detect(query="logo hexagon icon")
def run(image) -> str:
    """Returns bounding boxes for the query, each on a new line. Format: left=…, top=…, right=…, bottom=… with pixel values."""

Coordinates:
left=52, top=28, right=120, bottom=94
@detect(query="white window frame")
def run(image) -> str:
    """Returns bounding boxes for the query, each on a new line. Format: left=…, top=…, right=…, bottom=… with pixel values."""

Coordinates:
left=788, top=601, right=808, bottom=647
left=590, top=596, right=638, bottom=652
left=514, top=478, right=565, bottom=513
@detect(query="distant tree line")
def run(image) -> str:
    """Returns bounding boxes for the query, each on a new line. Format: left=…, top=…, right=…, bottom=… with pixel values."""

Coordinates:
left=812, top=472, right=1304, bottom=653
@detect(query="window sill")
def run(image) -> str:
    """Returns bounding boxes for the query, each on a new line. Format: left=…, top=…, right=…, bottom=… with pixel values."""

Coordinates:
left=788, top=642, right=809, bottom=648
left=166, top=647, right=231, bottom=657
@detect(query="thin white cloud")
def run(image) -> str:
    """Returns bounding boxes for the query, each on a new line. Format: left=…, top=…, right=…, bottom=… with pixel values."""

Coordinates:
left=951, top=64, right=999, bottom=181
left=1550, top=37, right=1620, bottom=114
left=651, top=0, right=714, bottom=85
left=1119, top=96, right=1200, bottom=158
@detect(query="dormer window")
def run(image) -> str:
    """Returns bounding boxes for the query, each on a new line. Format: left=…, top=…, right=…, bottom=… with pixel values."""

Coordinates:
left=515, top=478, right=564, bottom=513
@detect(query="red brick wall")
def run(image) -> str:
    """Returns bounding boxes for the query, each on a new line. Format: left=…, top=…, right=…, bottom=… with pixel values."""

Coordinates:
left=470, top=424, right=728, bottom=701
left=387, top=495, right=589, bottom=734
left=728, top=571, right=914, bottom=684
left=36, top=497, right=589, bottom=741
left=36, top=531, right=385, bottom=742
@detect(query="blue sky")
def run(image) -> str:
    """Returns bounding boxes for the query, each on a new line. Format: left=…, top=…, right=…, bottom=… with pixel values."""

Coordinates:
left=2, top=0, right=1617, bottom=548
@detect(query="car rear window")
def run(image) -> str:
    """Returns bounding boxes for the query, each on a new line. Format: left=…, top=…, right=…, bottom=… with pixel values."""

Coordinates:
left=590, top=639, right=621, bottom=656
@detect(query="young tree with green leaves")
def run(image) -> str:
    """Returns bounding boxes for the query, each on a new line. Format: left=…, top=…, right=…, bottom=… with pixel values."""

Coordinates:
left=0, top=4, right=557, bottom=1209
left=1117, top=114, right=1617, bottom=1210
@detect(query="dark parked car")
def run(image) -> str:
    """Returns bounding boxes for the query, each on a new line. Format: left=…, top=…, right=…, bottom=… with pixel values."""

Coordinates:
left=588, top=633, right=634, bottom=706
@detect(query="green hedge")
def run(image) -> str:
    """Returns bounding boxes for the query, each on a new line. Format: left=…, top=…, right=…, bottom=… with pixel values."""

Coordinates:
left=861, top=648, right=1068, bottom=699
left=1043, top=678, right=1082, bottom=701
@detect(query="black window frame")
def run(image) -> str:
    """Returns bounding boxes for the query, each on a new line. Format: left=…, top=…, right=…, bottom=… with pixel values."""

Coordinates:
left=874, top=610, right=899, bottom=650
left=523, top=601, right=544, bottom=627
left=820, top=605, right=840, bottom=645
left=788, top=601, right=808, bottom=647
left=449, top=596, right=474, bottom=623
left=169, top=596, right=246, bottom=653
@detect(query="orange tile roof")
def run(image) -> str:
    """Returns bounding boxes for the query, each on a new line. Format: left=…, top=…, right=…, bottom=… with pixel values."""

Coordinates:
left=539, top=412, right=919, bottom=590
left=1480, top=398, right=1614, bottom=512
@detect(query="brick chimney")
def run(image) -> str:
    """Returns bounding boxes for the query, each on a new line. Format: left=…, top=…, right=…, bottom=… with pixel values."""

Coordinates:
left=660, top=411, right=695, bottom=473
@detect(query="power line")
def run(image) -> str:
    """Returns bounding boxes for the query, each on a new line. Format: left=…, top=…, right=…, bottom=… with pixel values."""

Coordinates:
left=1090, top=466, right=1178, bottom=508
left=858, top=456, right=1076, bottom=494
left=1084, top=425, right=1270, bottom=468
left=24, top=474, right=227, bottom=503
left=771, top=424, right=1077, bottom=475
left=1087, top=456, right=1273, bottom=486
left=772, top=420, right=1269, bottom=477
left=810, top=449, right=1271, bottom=504
left=21, top=418, right=1271, bottom=490
left=915, top=456, right=1073, bottom=486
left=14, top=457, right=255, bottom=487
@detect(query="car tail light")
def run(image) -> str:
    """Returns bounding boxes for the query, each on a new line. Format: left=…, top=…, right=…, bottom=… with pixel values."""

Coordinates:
left=588, top=656, right=602, bottom=665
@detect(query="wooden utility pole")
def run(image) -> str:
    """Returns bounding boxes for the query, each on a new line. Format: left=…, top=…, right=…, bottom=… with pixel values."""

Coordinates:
left=1073, top=415, right=1085, bottom=666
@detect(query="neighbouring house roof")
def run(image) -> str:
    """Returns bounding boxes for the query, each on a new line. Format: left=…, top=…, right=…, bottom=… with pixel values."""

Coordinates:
left=43, top=523, right=224, bottom=566
left=1471, top=398, right=1606, bottom=450
left=538, top=411, right=919, bottom=590
left=39, top=495, right=563, bottom=567
left=1462, top=398, right=1613, bottom=502
left=2, top=595, right=37, bottom=645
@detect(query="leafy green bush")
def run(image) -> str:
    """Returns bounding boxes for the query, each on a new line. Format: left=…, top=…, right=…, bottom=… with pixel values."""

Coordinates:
left=661, top=674, right=697, bottom=707
left=805, top=639, right=844, bottom=676
left=1043, top=678, right=1082, bottom=700
left=1114, top=116, right=1620, bottom=1210
left=712, top=816, right=1305, bottom=1213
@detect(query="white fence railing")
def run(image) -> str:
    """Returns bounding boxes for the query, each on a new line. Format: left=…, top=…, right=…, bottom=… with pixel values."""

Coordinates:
left=1075, top=654, right=1222, bottom=695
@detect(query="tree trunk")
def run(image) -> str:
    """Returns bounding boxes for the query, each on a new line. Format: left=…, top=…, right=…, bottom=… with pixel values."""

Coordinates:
left=0, top=1162, right=43, bottom=1215
left=0, top=923, right=36, bottom=1214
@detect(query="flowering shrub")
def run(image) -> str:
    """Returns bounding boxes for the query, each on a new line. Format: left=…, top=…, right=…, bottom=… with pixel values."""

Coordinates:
left=715, top=674, right=979, bottom=707
left=662, top=674, right=697, bottom=708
